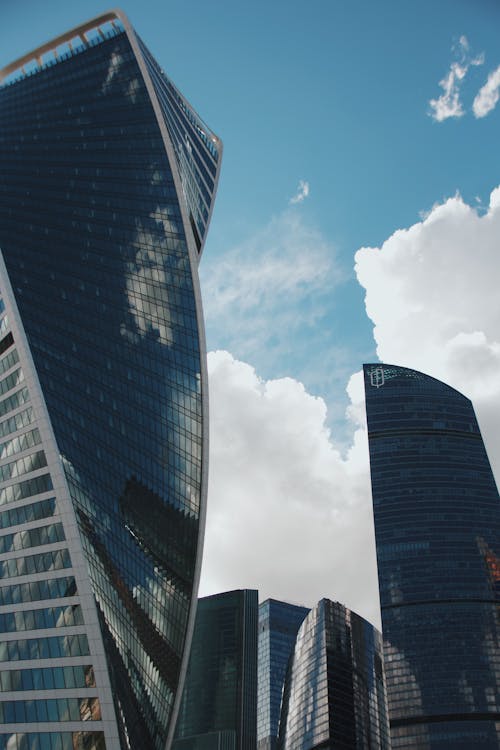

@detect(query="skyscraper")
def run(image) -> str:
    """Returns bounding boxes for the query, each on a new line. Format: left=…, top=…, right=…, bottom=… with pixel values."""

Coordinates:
left=257, top=599, right=309, bottom=750
left=364, top=364, right=500, bottom=748
left=174, top=590, right=258, bottom=750
left=278, top=599, right=391, bottom=750
left=0, top=10, right=221, bottom=750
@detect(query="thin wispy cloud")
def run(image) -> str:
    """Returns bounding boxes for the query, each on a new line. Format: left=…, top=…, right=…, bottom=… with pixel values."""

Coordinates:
left=429, top=35, right=484, bottom=122
left=200, top=209, right=342, bottom=369
left=473, top=65, right=500, bottom=118
left=289, top=180, right=310, bottom=204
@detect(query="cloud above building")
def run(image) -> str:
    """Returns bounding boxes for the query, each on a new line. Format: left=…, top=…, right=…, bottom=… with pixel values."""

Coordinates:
left=201, top=349, right=378, bottom=625
left=200, top=186, right=500, bottom=631
left=355, top=186, right=500, bottom=468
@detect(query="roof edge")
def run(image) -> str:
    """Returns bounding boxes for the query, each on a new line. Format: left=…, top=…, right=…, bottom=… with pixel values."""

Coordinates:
left=0, top=8, right=128, bottom=83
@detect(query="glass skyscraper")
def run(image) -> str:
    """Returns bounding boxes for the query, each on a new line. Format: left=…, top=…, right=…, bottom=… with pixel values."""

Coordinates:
left=364, top=364, right=500, bottom=749
left=278, top=599, right=391, bottom=750
left=174, top=590, right=258, bottom=750
left=257, top=599, right=310, bottom=750
left=0, top=10, right=221, bottom=750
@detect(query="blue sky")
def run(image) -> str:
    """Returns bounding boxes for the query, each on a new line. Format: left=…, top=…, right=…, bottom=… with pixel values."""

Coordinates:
left=2, top=0, right=500, bottom=625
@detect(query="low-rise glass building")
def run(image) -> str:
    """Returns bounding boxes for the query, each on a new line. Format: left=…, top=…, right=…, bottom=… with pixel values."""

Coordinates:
left=174, top=590, right=258, bottom=750
left=278, top=599, right=391, bottom=750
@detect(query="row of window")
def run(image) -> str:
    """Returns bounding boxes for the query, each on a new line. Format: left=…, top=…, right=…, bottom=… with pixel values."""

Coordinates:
left=0, top=450, right=47, bottom=485
left=0, top=696, right=100, bottom=724
left=0, top=523, right=66, bottom=554
left=0, top=604, right=83, bottom=633
left=0, top=522, right=64, bottom=555
left=0, top=574, right=75, bottom=607
left=0, top=548, right=70, bottom=581
left=0, top=387, right=29, bottom=421
left=0, top=632, right=88, bottom=663
left=0, top=498, right=56, bottom=533
left=0, top=368, right=24, bottom=399
left=0, top=428, right=41, bottom=462
left=0, top=474, right=53, bottom=508
left=0, top=664, right=95, bottom=692
left=0, top=349, right=19, bottom=379
left=0, top=731, right=105, bottom=750
left=0, top=407, right=34, bottom=441
left=0, top=335, right=13, bottom=360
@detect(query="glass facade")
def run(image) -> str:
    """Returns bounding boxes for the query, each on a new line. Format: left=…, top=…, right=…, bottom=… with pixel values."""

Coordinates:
left=364, top=364, right=500, bottom=749
left=278, top=599, right=391, bottom=750
left=0, top=10, right=221, bottom=750
left=174, top=590, right=258, bottom=750
left=257, top=599, right=309, bottom=750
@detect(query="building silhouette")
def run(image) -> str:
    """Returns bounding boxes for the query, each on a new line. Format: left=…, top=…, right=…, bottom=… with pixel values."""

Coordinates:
left=174, top=590, right=258, bottom=750
left=364, top=364, right=500, bottom=748
left=257, top=599, right=310, bottom=750
left=278, top=599, right=391, bottom=750
left=0, top=10, right=221, bottom=750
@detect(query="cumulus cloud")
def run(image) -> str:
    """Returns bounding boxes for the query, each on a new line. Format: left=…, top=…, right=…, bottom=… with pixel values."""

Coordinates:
left=355, top=186, right=500, bottom=477
left=473, top=64, right=500, bottom=118
left=200, top=350, right=378, bottom=626
left=200, top=186, right=500, bottom=631
left=429, top=35, right=484, bottom=122
left=289, top=180, right=310, bottom=204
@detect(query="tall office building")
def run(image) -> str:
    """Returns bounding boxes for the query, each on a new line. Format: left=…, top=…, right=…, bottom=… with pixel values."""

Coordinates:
left=257, top=599, right=309, bottom=750
left=364, top=364, right=500, bottom=748
left=278, top=599, right=391, bottom=750
left=0, top=10, right=221, bottom=750
left=174, top=590, right=258, bottom=750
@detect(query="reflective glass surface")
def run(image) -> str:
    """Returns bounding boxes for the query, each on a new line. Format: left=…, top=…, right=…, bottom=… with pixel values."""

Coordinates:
left=0, top=696, right=99, bottom=723
left=137, top=38, right=221, bottom=255
left=0, top=574, right=76, bottom=605
left=0, top=407, right=35, bottom=440
left=0, top=732, right=105, bottom=750
left=0, top=605, right=83, bottom=633
left=0, top=633, right=88, bottom=661
left=278, top=599, right=391, bottom=750
left=257, top=599, right=309, bottom=750
left=0, top=498, right=56, bottom=531
left=364, top=364, right=500, bottom=748
left=174, top=590, right=258, bottom=750
left=0, top=522, right=65, bottom=554
left=0, top=664, right=94, bottom=691
left=0, top=13, right=221, bottom=748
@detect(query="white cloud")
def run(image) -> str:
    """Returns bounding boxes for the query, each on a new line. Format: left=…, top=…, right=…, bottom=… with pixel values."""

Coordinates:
left=200, top=209, right=342, bottom=371
left=473, top=64, right=500, bottom=118
left=355, top=186, right=500, bottom=477
left=200, top=350, right=379, bottom=627
left=200, top=186, right=500, bottom=631
left=289, top=180, right=310, bottom=204
left=429, top=36, right=484, bottom=122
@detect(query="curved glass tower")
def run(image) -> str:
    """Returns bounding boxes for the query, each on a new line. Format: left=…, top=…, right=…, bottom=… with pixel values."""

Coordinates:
left=364, top=364, right=500, bottom=749
left=0, top=11, right=221, bottom=750
left=278, top=599, right=391, bottom=750
left=257, top=599, right=310, bottom=750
